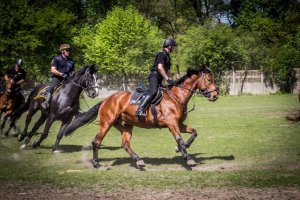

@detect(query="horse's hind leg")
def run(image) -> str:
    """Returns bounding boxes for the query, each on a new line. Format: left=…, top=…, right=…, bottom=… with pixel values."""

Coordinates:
left=18, top=108, right=39, bottom=142
left=1, top=113, right=9, bottom=135
left=91, top=123, right=113, bottom=168
left=114, top=124, right=145, bottom=167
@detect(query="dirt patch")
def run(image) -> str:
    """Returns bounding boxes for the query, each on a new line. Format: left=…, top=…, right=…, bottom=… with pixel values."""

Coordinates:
left=1, top=183, right=299, bottom=200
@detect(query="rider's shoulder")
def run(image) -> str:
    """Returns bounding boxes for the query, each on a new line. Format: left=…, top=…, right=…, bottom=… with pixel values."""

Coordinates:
left=53, top=55, right=63, bottom=61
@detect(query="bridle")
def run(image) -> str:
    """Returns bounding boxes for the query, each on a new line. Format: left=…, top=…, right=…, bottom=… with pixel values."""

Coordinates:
left=64, top=72, right=99, bottom=110
left=65, top=73, right=99, bottom=92
left=175, top=71, right=218, bottom=97
left=170, top=71, right=218, bottom=113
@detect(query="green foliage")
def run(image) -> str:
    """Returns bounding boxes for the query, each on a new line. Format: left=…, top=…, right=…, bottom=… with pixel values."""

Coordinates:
left=0, top=2, right=77, bottom=82
left=74, top=6, right=163, bottom=76
left=176, top=24, right=245, bottom=83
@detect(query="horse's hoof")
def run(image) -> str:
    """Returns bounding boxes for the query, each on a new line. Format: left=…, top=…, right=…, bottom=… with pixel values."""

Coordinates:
left=20, top=144, right=27, bottom=150
left=136, top=159, right=146, bottom=167
left=92, top=162, right=100, bottom=169
left=187, top=158, right=197, bottom=167
left=31, top=141, right=40, bottom=148
left=18, top=134, right=25, bottom=142
left=175, top=146, right=180, bottom=153
left=53, top=149, right=62, bottom=154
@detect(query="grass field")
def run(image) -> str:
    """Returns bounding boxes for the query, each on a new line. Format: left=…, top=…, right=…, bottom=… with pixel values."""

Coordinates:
left=0, top=94, right=299, bottom=199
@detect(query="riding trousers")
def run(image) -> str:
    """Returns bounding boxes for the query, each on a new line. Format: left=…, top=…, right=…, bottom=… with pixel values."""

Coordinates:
left=47, top=77, right=62, bottom=94
left=147, top=70, right=163, bottom=99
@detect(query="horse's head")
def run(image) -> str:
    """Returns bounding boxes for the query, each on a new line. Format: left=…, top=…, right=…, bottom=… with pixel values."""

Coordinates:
left=5, top=78, right=14, bottom=95
left=78, top=64, right=99, bottom=98
left=195, top=65, right=218, bottom=101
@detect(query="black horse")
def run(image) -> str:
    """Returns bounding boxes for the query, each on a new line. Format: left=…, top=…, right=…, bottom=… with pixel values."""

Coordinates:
left=13, top=64, right=99, bottom=152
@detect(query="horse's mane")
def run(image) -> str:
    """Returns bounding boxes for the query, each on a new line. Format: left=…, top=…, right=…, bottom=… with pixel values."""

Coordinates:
left=69, top=64, right=97, bottom=80
left=175, top=66, right=211, bottom=85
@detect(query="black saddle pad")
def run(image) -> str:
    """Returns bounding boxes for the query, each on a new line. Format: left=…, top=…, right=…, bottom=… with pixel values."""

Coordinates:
left=130, top=84, right=163, bottom=105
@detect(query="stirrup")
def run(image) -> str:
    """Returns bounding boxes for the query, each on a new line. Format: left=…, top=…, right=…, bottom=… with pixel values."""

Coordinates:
left=135, top=109, right=146, bottom=117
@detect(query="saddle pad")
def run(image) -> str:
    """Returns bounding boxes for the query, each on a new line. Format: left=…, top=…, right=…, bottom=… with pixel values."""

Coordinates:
left=130, top=89, right=163, bottom=105
left=33, top=84, right=63, bottom=100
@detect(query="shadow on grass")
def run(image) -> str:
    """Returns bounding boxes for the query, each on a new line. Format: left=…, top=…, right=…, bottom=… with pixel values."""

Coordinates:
left=38, top=144, right=121, bottom=153
left=97, top=153, right=235, bottom=170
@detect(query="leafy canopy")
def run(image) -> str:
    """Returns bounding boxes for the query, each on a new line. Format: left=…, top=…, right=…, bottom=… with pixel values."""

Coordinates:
left=74, top=6, right=163, bottom=76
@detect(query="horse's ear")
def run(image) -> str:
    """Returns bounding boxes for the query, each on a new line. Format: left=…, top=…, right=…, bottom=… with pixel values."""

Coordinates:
left=201, top=64, right=206, bottom=71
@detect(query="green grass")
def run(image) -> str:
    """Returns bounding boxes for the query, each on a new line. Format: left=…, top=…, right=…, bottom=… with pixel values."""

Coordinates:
left=0, top=94, right=299, bottom=190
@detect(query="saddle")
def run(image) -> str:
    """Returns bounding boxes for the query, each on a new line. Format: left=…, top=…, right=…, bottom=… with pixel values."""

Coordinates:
left=130, top=84, right=163, bottom=127
left=33, top=84, right=63, bottom=100
left=130, top=84, right=163, bottom=105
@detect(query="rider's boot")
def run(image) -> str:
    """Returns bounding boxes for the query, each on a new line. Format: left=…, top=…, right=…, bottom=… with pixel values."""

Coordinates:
left=135, top=94, right=152, bottom=117
left=41, top=92, right=51, bottom=109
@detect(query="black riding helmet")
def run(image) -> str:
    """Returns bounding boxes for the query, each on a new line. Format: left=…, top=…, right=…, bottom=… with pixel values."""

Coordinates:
left=163, top=38, right=177, bottom=47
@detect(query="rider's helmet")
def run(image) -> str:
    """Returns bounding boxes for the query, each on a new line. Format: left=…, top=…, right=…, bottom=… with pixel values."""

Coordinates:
left=16, top=58, right=23, bottom=66
left=59, top=44, right=71, bottom=51
left=163, top=38, right=177, bottom=48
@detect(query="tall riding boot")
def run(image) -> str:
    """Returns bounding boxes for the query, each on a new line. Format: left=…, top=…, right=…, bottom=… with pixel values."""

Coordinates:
left=135, top=95, right=152, bottom=117
left=41, top=92, right=51, bottom=109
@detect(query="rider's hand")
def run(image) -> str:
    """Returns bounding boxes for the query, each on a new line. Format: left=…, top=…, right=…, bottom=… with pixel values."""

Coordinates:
left=62, top=73, right=69, bottom=79
left=167, top=78, right=175, bottom=85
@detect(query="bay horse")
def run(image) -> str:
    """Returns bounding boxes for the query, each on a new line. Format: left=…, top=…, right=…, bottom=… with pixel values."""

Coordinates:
left=13, top=64, right=99, bottom=151
left=0, top=78, right=16, bottom=135
left=63, top=65, right=218, bottom=168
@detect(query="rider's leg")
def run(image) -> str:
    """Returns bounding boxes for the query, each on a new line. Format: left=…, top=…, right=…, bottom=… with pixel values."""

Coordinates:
left=135, top=72, right=160, bottom=117
left=41, top=77, right=60, bottom=109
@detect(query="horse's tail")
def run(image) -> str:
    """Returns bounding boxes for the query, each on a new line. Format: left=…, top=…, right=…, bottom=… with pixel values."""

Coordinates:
left=64, top=101, right=102, bottom=136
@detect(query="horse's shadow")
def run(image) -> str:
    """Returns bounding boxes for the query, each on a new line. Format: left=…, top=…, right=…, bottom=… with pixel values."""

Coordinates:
left=38, top=144, right=235, bottom=170
left=39, top=144, right=121, bottom=153
left=100, top=153, right=235, bottom=170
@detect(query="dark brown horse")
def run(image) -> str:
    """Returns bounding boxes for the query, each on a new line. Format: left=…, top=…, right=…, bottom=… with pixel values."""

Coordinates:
left=0, top=78, right=16, bottom=135
left=64, top=65, right=218, bottom=168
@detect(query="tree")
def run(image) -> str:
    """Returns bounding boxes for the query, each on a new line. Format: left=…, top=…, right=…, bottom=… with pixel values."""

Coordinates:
left=74, top=6, right=163, bottom=77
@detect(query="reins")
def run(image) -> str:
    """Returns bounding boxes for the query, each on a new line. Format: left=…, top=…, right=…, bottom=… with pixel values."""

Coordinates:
left=172, top=71, right=216, bottom=113
left=64, top=74, right=99, bottom=110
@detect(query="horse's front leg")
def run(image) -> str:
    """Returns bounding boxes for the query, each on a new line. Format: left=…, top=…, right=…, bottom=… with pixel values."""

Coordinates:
left=0, top=112, right=9, bottom=133
left=168, top=123, right=197, bottom=167
left=52, top=119, right=72, bottom=153
left=32, top=115, right=55, bottom=148
left=179, top=123, right=198, bottom=149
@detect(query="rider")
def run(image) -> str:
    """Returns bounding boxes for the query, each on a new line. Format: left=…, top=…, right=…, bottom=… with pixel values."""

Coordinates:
left=135, top=38, right=177, bottom=117
left=4, top=59, right=26, bottom=108
left=41, top=44, right=75, bottom=109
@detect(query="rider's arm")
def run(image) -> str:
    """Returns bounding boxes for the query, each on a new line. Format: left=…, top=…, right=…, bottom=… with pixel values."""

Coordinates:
left=15, top=79, right=24, bottom=85
left=4, top=74, right=9, bottom=81
left=157, top=63, right=170, bottom=80
left=51, top=66, right=64, bottom=77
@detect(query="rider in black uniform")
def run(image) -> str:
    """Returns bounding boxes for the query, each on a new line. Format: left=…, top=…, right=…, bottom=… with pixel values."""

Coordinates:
left=135, top=38, right=177, bottom=117
left=41, top=44, right=75, bottom=109
left=5, top=59, right=26, bottom=108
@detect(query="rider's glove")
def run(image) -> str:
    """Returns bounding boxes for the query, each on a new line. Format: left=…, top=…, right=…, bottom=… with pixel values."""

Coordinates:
left=167, top=78, right=175, bottom=86
left=62, top=73, right=69, bottom=79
